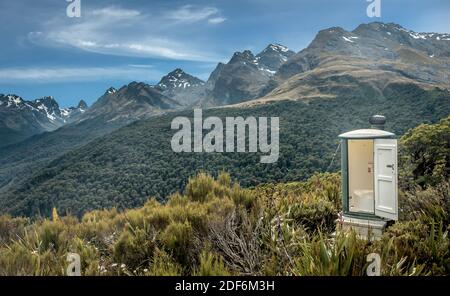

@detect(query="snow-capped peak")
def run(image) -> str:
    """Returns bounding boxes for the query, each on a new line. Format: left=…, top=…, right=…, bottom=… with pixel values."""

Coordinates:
left=254, top=43, right=295, bottom=75
left=1, top=93, right=87, bottom=124
left=391, top=25, right=450, bottom=41
left=32, top=96, right=61, bottom=122
left=105, top=87, right=117, bottom=95
left=266, top=43, right=290, bottom=53
left=360, top=22, right=450, bottom=41
left=0, top=94, right=24, bottom=108
left=60, top=100, right=87, bottom=121
left=157, top=68, right=205, bottom=90
left=77, top=99, right=88, bottom=111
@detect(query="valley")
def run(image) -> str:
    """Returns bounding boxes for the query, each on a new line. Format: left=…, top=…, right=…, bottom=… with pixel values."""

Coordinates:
left=0, top=22, right=449, bottom=217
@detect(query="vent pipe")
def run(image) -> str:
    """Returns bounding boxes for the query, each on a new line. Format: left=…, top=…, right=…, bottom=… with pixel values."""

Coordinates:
left=369, top=115, right=386, bottom=130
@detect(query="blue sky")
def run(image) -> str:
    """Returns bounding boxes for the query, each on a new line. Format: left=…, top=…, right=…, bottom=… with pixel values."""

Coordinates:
left=0, top=0, right=449, bottom=107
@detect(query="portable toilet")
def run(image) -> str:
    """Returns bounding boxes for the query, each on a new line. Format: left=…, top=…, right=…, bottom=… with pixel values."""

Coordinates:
left=338, top=115, right=398, bottom=239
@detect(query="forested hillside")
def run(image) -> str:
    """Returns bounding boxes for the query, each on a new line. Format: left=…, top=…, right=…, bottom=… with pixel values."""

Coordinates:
left=1, top=83, right=448, bottom=217
left=0, top=115, right=448, bottom=275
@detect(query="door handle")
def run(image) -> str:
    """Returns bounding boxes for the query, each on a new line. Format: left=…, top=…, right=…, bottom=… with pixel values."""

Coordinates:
left=386, top=164, right=395, bottom=170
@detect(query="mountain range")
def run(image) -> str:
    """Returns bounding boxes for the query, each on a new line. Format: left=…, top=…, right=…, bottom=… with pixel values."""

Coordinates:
left=3, top=22, right=448, bottom=144
left=0, top=22, right=449, bottom=216
left=200, top=44, right=295, bottom=106
left=0, top=42, right=296, bottom=149
left=0, top=95, right=86, bottom=147
left=255, top=22, right=450, bottom=104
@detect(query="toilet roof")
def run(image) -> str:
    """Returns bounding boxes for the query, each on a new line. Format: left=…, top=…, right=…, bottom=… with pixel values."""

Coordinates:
left=338, top=129, right=395, bottom=139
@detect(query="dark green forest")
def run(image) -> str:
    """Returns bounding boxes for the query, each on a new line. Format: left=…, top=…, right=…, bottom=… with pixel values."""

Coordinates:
left=1, top=83, right=449, bottom=217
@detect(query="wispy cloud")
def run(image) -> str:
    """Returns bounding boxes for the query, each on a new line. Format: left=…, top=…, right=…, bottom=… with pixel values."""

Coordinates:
left=0, top=66, right=164, bottom=83
left=27, top=5, right=226, bottom=62
left=128, top=64, right=154, bottom=68
left=165, top=5, right=223, bottom=23
left=91, top=6, right=140, bottom=18
left=208, top=17, right=227, bottom=24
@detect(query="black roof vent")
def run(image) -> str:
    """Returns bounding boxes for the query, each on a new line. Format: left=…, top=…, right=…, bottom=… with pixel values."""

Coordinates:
left=369, top=115, right=386, bottom=130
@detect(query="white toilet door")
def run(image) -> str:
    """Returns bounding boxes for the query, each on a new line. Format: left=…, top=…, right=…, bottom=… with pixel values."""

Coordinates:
left=374, top=139, right=398, bottom=220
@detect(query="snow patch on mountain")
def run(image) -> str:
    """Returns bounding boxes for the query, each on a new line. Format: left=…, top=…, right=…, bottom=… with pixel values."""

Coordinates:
left=1, top=94, right=87, bottom=124
left=106, top=87, right=117, bottom=95
left=0, top=95, right=24, bottom=108
left=383, top=24, right=450, bottom=41
left=342, top=36, right=355, bottom=43
left=157, top=69, right=205, bottom=90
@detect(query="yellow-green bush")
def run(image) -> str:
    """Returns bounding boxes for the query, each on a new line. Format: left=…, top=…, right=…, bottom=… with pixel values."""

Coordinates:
left=113, top=226, right=156, bottom=271
left=185, top=172, right=224, bottom=202
left=399, top=182, right=449, bottom=224
left=0, top=215, right=28, bottom=244
left=70, top=237, right=100, bottom=275
left=400, top=116, right=450, bottom=189
left=380, top=220, right=450, bottom=275
left=0, top=169, right=448, bottom=276
left=254, top=173, right=340, bottom=234
left=0, top=229, right=65, bottom=275
left=194, top=251, right=231, bottom=276
left=146, top=248, right=181, bottom=276
left=160, top=221, right=195, bottom=268
left=293, top=231, right=365, bottom=276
